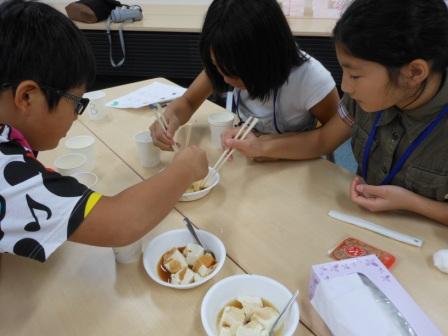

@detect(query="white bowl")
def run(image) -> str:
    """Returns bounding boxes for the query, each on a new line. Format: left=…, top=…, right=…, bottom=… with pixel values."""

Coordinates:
left=180, top=167, right=220, bottom=202
left=143, top=228, right=226, bottom=289
left=201, top=274, right=300, bottom=336
left=54, top=153, right=88, bottom=176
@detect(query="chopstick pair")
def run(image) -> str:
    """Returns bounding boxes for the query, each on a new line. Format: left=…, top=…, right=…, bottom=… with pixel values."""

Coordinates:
left=200, top=116, right=259, bottom=188
left=154, top=106, right=180, bottom=152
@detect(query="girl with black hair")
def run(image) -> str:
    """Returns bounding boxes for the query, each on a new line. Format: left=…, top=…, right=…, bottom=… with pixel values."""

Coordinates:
left=253, top=0, right=448, bottom=224
left=151, top=0, right=339, bottom=160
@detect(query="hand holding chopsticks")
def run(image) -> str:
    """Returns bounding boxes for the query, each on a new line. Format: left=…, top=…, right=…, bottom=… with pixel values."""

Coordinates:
left=200, top=116, right=259, bottom=188
left=154, top=104, right=180, bottom=152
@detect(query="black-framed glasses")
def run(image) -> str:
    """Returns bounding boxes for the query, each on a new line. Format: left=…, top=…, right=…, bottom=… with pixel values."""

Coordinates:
left=40, top=85, right=89, bottom=115
left=1, top=82, right=89, bottom=115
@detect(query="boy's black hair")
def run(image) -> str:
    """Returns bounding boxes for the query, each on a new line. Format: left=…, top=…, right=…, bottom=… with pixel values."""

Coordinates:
left=200, top=0, right=307, bottom=101
left=0, top=0, right=96, bottom=110
left=333, top=0, right=448, bottom=81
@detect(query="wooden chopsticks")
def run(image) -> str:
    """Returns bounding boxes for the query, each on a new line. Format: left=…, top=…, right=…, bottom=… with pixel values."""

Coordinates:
left=154, top=106, right=180, bottom=152
left=200, top=116, right=259, bottom=188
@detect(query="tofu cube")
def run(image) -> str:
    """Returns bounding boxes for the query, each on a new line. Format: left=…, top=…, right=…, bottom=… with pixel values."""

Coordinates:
left=237, top=296, right=263, bottom=320
left=193, top=272, right=203, bottom=283
left=218, top=326, right=234, bottom=336
left=236, top=321, right=268, bottom=336
left=183, top=243, right=204, bottom=266
left=193, top=253, right=215, bottom=276
left=252, top=307, right=279, bottom=332
left=163, top=248, right=188, bottom=274
left=219, top=306, right=245, bottom=335
left=171, top=267, right=195, bottom=285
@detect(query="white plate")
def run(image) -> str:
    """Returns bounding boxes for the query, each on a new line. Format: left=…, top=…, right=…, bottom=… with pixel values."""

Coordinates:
left=180, top=167, right=220, bottom=202
left=143, top=228, right=226, bottom=289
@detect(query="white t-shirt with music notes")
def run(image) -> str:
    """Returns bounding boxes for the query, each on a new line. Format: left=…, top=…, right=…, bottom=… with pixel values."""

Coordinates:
left=0, top=125, right=101, bottom=262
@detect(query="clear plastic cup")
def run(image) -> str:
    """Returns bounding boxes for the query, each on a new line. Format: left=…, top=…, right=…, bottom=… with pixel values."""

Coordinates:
left=83, top=90, right=107, bottom=121
left=54, top=153, right=88, bottom=176
left=65, top=135, right=96, bottom=171
left=71, top=171, right=98, bottom=189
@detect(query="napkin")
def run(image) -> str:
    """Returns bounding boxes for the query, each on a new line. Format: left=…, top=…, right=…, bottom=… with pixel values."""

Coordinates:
left=311, top=273, right=412, bottom=336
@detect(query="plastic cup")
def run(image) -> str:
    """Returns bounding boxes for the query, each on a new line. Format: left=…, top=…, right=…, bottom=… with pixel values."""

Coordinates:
left=71, top=171, right=98, bottom=189
left=113, top=240, right=142, bottom=264
left=83, top=90, right=107, bottom=121
left=65, top=135, right=96, bottom=172
left=54, top=153, right=88, bottom=176
left=208, top=112, right=235, bottom=149
left=174, top=123, right=192, bottom=149
left=134, top=131, right=161, bottom=168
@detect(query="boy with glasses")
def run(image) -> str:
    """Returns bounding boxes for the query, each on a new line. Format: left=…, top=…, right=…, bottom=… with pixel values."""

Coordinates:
left=0, top=0, right=208, bottom=262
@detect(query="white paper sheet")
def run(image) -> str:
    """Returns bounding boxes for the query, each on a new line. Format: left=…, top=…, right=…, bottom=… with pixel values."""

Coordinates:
left=106, top=82, right=186, bottom=109
left=311, top=273, right=412, bottom=336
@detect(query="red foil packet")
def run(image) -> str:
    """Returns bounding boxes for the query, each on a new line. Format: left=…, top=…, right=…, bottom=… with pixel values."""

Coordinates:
left=329, top=237, right=396, bottom=269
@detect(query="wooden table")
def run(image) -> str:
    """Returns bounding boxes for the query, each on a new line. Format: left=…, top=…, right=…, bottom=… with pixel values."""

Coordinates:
left=1, top=121, right=314, bottom=335
left=76, top=78, right=448, bottom=335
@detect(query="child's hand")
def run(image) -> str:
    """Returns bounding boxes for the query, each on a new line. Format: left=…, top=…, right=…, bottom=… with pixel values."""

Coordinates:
left=173, top=145, right=208, bottom=181
left=350, top=176, right=412, bottom=212
left=222, top=127, right=262, bottom=159
left=350, top=176, right=371, bottom=198
left=149, top=107, right=181, bottom=151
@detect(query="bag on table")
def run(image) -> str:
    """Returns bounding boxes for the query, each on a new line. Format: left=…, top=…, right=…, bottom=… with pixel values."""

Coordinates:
left=65, top=0, right=122, bottom=23
left=66, top=0, right=143, bottom=68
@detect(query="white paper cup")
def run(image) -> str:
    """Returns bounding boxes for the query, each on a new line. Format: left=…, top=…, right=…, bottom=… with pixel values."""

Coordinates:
left=71, top=171, right=98, bottom=189
left=208, top=112, right=234, bottom=149
left=54, top=153, right=88, bottom=176
left=83, top=90, right=106, bottom=120
left=113, top=240, right=142, bottom=264
left=135, top=131, right=161, bottom=168
left=65, top=135, right=96, bottom=171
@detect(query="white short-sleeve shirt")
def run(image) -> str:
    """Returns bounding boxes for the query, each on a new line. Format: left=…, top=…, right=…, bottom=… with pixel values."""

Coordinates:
left=234, top=53, right=336, bottom=133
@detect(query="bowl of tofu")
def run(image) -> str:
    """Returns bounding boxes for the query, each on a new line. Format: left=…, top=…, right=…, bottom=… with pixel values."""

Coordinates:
left=143, top=228, right=226, bottom=289
left=201, top=274, right=300, bottom=336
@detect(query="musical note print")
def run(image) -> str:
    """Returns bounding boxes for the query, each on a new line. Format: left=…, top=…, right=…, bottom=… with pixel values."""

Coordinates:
left=24, top=194, right=52, bottom=232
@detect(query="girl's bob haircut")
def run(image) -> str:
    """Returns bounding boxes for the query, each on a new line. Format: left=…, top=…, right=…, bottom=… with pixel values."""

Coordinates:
left=200, top=0, right=307, bottom=101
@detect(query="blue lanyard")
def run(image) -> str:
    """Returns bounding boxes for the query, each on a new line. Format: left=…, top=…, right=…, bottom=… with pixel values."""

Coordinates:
left=233, top=89, right=281, bottom=133
left=362, top=105, right=448, bottom=185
